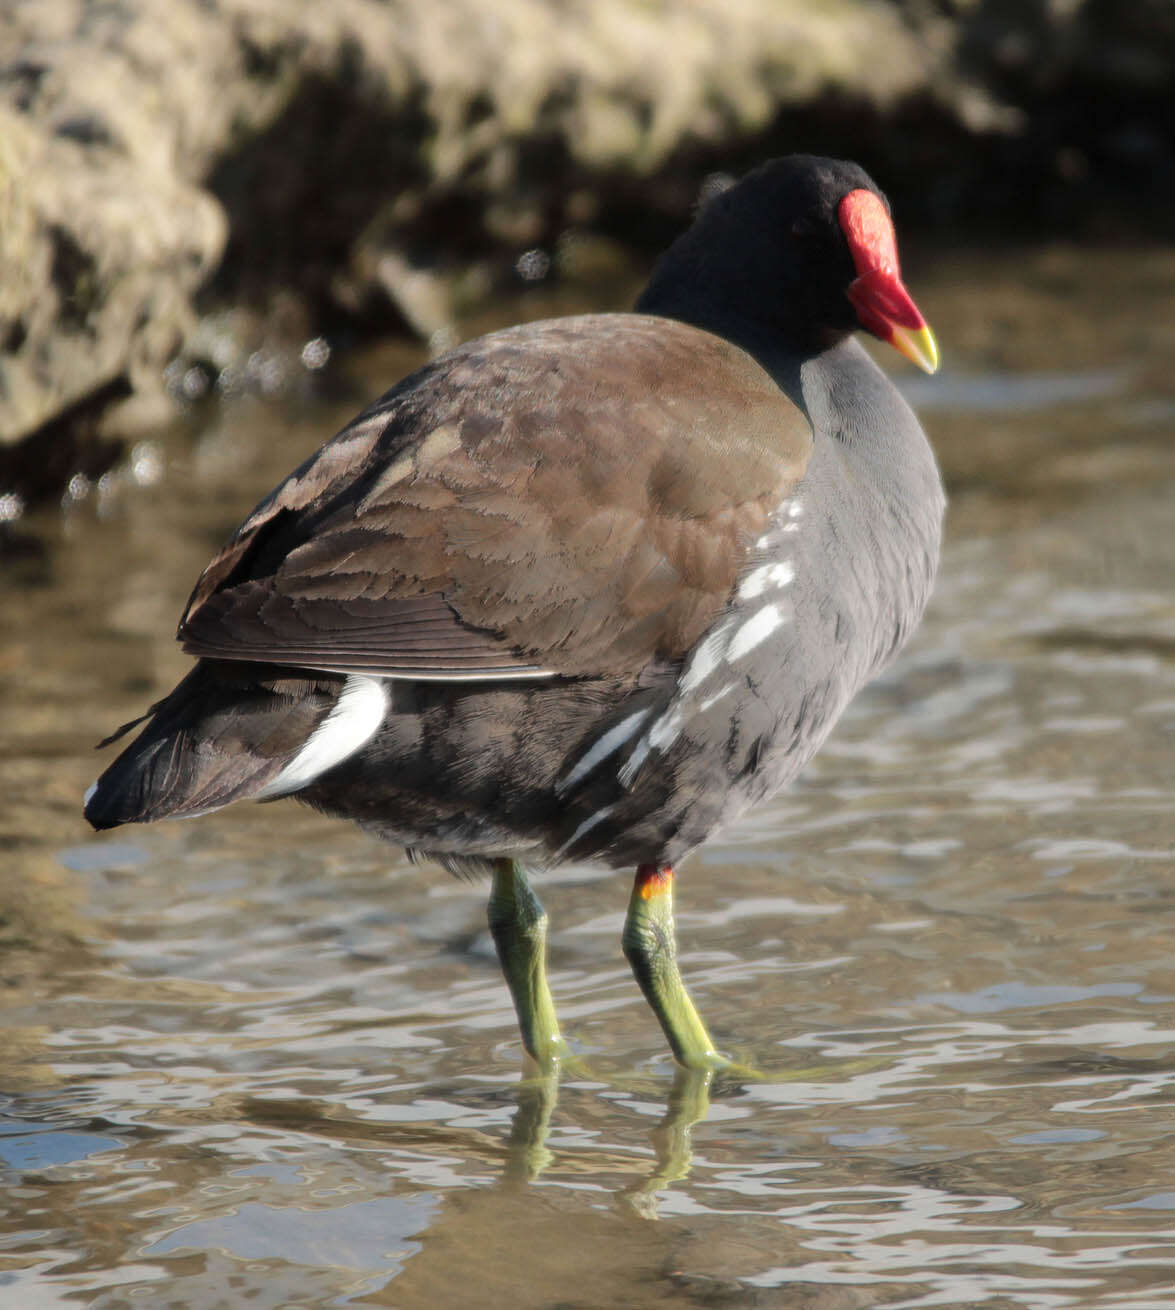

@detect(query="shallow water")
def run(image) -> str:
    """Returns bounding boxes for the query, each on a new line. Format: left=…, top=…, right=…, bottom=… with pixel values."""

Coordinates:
left=2, top=245, right=1175, bottom=1308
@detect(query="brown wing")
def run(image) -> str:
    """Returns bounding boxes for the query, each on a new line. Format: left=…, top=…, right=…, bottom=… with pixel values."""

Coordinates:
left=177, top=314, right=813, bottom=680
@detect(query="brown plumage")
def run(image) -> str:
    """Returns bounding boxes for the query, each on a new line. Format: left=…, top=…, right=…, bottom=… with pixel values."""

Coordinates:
left=178, top=316, right=811, bottom=680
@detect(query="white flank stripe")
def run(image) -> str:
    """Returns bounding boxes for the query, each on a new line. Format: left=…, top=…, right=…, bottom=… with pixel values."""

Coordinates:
left=679, top=617, right=735, bottom=695
left=698, top=683, right=736, bottom=712
left=557, top=708, right=652, bottom=795
left=258, top=675, right=388, bottom=798
left=647, top=706, right=685, bottom=750
left=556, top=804, right=616, bottom=856
left=728, top=604, right=785, bottom=662
left=738, top=560, right=795, bottom=599
left=618, top=705, right=686, bottom=788
left=617, top=738, right=651, bottom=788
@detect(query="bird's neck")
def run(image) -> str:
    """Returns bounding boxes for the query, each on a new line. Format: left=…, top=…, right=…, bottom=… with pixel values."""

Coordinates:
left=636, top=257, right=851, bottom=384
left=801, top=339, right=945, bottom=669
left=636, top=280, right=848, bottom=387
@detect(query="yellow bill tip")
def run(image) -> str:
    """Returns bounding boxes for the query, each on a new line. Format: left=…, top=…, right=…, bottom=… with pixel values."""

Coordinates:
left=890, top=321, right=940, bottom=375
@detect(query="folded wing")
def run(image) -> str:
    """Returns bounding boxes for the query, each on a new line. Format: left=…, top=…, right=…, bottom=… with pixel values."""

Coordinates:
left=178, top=315, right=813, bottom=681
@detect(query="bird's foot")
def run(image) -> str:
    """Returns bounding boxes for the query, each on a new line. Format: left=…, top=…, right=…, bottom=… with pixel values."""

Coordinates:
left=672, top=1045, right=762, bottom=1088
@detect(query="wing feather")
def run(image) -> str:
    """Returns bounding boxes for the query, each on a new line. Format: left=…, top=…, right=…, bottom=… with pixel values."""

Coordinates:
left=178, top=315, right=812, bottom=681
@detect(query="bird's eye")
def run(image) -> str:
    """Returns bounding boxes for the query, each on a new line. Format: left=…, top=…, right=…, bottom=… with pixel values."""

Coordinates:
left=791, top=218, right=816, bottom=240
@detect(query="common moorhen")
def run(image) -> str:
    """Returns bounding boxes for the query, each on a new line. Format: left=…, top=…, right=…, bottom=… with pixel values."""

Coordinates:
left=85, top=155, right=943, bottom=1071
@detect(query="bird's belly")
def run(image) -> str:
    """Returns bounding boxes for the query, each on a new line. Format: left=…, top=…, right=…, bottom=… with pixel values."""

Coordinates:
left=292, top=627, right=850, bottom=874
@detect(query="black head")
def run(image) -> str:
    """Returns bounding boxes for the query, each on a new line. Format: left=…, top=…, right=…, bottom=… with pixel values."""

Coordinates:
left=637, top=155, right=937, bottom=372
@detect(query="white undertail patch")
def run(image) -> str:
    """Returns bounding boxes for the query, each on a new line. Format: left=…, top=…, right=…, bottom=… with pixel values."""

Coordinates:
left=257, top=675, right=388, bottom=798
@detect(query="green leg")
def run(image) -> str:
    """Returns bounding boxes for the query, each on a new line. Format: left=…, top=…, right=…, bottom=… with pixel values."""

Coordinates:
left=487, top=858, right=566, bottom=1072
left=622, top=864, right=725, bottom=1070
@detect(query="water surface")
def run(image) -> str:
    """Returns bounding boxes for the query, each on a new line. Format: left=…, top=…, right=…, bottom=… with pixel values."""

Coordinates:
left=2, top=245, right=1174, bottom=1308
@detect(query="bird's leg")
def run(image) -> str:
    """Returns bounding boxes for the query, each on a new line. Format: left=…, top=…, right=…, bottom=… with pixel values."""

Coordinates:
left=487, top=858, right=566, bottom=1072
left=622, top=863, right=724, bottom=1070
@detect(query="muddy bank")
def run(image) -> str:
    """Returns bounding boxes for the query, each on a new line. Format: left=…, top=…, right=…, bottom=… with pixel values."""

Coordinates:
left=1, top=0, right=1172, bottom=487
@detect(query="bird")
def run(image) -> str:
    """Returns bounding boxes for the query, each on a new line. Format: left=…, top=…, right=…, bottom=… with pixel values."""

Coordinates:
left=84, top=154, right=944, bottom=1073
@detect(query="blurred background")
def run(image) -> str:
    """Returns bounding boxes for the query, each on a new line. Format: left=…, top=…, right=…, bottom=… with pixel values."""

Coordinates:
left=2, top=2, right=1175, bottom=1307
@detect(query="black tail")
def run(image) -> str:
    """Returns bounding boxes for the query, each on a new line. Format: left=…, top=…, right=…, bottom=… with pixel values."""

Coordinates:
left=84, top=662, right=339, bottom=830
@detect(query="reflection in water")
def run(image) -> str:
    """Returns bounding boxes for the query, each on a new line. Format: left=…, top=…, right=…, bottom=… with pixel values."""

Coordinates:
left=2, top=247, right=1175, bottom=1305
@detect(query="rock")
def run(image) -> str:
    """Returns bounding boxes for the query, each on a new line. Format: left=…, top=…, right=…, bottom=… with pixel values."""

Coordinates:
left=0, top=0, right=940, bottom=456
left=1, top=0, right=1171, bottom=465
left=0, top=84, right=226, bottom=448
